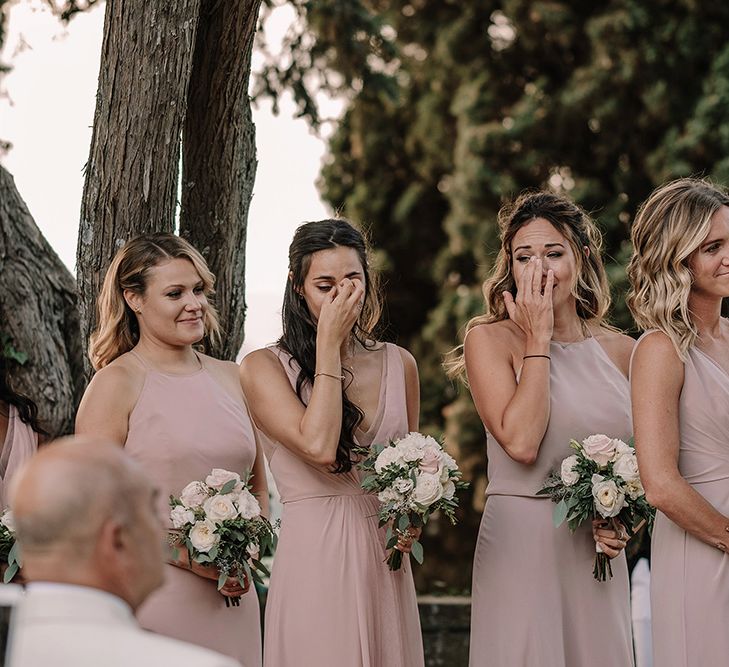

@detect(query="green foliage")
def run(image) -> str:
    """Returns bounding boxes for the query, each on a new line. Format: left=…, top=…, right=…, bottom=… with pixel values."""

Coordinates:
left=0, top=333, right=28, bottom=365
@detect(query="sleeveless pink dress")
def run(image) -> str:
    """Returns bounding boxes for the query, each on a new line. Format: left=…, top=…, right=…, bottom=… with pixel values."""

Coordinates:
left=469, top=337, right=634, bottom=666
left=643, top=334, right=729, bottom=666
left=125, top=352, right=261, bottom=666
left=0, top=404, right=38, bottom=507
left=261, top=343, right=424, bottom=667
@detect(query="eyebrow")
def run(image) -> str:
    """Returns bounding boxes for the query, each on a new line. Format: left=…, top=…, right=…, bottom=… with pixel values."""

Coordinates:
left=313, top=271, right=363, bottom=280
left=701, top=237, right=724, bottom=247
left=513, top=242, right=565, bottom=252
left=162, top=281, right=204, bottom=290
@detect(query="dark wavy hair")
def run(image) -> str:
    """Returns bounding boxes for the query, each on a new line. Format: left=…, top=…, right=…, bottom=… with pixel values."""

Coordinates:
left=0, top=354, right=46, bottom=436
left=279, top=219, right=383, bottom=473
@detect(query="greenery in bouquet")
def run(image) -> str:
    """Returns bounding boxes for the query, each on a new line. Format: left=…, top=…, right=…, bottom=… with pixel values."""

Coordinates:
left=357, top=432, right=469, bottom=571
left=0, top=509, right=20, bottom=583
left=168, top=469, right=278, bottom=605
left=538, top=435, right=655, bottom=581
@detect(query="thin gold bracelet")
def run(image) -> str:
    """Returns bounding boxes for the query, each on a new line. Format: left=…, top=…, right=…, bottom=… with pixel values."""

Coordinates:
left=314, top=371, right=345, bottom=381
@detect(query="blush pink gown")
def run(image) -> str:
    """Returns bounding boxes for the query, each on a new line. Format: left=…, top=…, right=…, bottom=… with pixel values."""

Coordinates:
left=469, top=337, right=634, bottom=666
left=0, top=404, right=38, bottom=507
left=125, top=351, right=261, bottom=666
left=260, top=343, right=424, bottom=667
left=646, top=336, right=729, bottom=666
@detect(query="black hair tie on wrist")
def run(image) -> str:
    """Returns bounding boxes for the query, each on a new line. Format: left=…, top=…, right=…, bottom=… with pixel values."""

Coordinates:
left=523, top=354, right=551, bottom=361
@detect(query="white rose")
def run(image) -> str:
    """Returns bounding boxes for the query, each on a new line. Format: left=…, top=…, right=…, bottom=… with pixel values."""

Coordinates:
left=170, top=506, right=195, bottom=529
left=0, top=510, right=15, bottom=532
left=442, top=480, right=456, bottom=500
left=582, top=434, right=618, bottom=467
left=374, top=446, right=405, bottom=473
left=393, top=478, right=414, bottom=494
left=203, top=494, right=238, bottom=523
left=189, top=519, right=220, bottom=553
left=180, top=481, right=209, bottom=509
left=378, top=488, right=402, bottom=504
left=613, top=439, right=632, bottom=456
left=412, top=472, right=444, bottom=506
left=440, top=451, right=458, bottom=472
left=591, top=474, right=625, bottom=518
left=205, top=469, right=243, bottom=492
left=237, top=489, right=262, bottom=520
left=625, top=478, right=645, bottom=501
left=399, top=440, right=425, bottom=463
left=560, top=455, right=580, bottom=486
left=613, top=452, right=640, bottom=483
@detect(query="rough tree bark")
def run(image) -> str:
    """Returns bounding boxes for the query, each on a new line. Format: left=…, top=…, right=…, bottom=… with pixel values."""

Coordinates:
left=180, top=0, right=262, bottom=361
left=0, top=165, right=84, bottom=435
left=77, top=0, right=201, bottom=371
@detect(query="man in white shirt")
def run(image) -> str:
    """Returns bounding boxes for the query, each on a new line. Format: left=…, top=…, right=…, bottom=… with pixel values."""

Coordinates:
left=7, top=436, right=241, bottom=667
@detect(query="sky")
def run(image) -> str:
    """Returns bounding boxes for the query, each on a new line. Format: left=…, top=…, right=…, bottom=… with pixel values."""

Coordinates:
left=0, top=0, right=341, bottom=355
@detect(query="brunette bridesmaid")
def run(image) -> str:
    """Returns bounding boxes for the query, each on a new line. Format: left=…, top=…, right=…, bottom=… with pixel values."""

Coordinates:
left=0, top=354, right=44, bottom=507
left=628, top=178, right=729, bottom=667
left=448, top=192, right=634, bottom=666
left=76, top=233, right=266, bottom=666
left=240, top=219, right=424, bottom=667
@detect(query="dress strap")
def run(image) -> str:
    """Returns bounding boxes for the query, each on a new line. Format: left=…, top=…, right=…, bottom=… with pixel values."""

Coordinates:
left=128, top=349, right=151, bottom=369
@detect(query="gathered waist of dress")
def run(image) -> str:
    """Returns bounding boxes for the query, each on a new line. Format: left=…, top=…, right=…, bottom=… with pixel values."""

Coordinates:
left=280, top=490, right=376, bottom=505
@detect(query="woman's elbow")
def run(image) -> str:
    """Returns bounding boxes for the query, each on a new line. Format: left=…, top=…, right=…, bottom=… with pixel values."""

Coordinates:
left=503, top=439, right=539, bottom=465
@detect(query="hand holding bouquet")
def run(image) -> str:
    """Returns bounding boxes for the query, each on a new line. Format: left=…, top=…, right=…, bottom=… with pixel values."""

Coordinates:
left=538, top=434, right=654, bottom=581
left=169, top=468, right=277, bottom=606
left=0, top=509, right=20, bottom=583
left=357, top=432, right=469, bottom=571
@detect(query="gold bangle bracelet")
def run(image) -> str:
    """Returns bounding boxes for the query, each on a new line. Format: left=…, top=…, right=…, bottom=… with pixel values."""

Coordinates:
left=314, top=371, right=345, bottom=381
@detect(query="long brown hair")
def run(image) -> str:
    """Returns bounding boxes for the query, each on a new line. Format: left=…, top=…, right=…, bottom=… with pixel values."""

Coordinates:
left=89, top=234, right=221, bottom=370
left=446, top=191, right=611, bottom=382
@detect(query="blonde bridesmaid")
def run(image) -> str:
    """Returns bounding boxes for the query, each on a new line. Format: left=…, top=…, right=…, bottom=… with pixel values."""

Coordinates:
left=76, top=233, right=266, bottom=666
left=240, top=219, right=424, bottom=667
left=628, top=178, right=729, bottom=667
left=448, top=192, right=634, bottom=666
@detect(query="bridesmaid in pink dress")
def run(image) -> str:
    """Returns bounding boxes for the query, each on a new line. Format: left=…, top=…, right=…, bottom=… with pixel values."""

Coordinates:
left=0, top=357, right=43, bottom=507
left=628, top=178, right=729, bottom=667
left=240, top=219, right=424, bottom=667
left=76, top=233, right=266, bottom=666
left=447, top=192, right=634, bottom=666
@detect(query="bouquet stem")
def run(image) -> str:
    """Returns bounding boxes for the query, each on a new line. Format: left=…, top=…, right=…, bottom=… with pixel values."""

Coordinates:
left=386, top=547, right=404, bottom=571
left=593, top=551, right=613, bottom=581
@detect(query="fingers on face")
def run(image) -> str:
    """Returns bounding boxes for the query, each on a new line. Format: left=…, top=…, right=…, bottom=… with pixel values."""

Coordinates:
left=531, top=257, right=543, bottom=294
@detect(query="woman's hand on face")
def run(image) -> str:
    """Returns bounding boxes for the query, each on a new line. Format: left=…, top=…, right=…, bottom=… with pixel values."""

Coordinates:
left=592, top=518, right=628, bottom=559
left=503, top=257, right=555, bottom=342
left=317, top=278, right=366, bottom=346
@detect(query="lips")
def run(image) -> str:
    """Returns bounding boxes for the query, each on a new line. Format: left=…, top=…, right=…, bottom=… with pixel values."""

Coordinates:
left=178, top=317, right=202, bottom=324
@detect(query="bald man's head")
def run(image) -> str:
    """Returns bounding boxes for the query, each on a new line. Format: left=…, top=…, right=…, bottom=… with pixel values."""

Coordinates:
left=10, top=437, right=164, bottom=608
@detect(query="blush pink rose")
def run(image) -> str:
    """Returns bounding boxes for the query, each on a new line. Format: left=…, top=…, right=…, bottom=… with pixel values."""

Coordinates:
left=419, top=447, right=442, bottom=475
left=581, top=434, right=617, bottom=467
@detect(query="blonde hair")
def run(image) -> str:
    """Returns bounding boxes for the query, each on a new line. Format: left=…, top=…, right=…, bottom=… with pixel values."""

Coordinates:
left=89, top=234, right=221, bottom=370
left=446, top=191, right=611, bottom=382
left=627, top=178, right=729, bottom=359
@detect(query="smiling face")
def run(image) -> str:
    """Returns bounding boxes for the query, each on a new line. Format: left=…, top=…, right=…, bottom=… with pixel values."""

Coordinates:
left=510, top=217, right=581, bottom=307
left=125, top=258, right=208, bottom=346
left=688, top=204, right=729, bottom=299
left=300, top=246, right=366, bottom=322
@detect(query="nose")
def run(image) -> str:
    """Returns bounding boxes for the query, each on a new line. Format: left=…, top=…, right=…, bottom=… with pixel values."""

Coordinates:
left=184, top=292, right=203, bottom=311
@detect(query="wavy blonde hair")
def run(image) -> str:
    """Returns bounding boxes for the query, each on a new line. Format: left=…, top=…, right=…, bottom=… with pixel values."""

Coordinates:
left=627, top=178, right=729, bottom=359
left=89, top=233, right=221, bottom=370
left=446, top=191, right=611, bottom=382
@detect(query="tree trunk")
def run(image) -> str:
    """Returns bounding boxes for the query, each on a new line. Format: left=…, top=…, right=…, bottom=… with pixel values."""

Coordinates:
left=0, top=165, right=83, bottom=435
left=77, top=0, right=202, bottom=371
left=180, top=0, right=262, bottom=360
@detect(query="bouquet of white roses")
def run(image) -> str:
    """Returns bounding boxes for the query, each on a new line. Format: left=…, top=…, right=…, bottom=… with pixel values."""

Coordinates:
left=537, top=434, right=654, bottom=581
left=169, top=468, right=277, bottom=607
left=0, top=509, right=20, bottom=583
left=357, top=432, right=469, bottom=571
